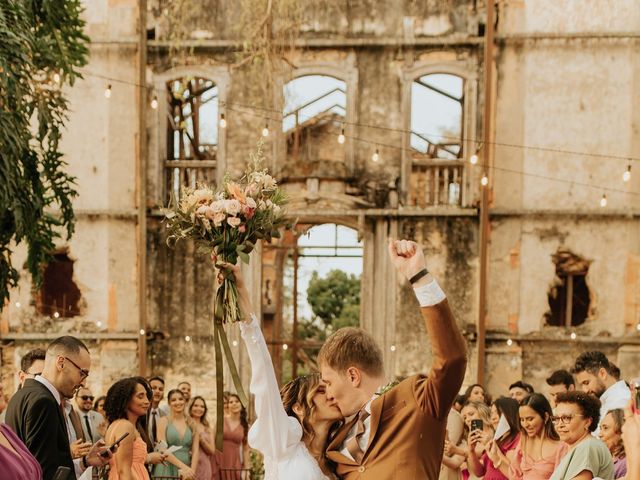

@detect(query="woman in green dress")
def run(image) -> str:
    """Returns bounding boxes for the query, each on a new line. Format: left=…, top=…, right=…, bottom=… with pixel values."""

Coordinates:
left=154, top=389, right=199, bottom=480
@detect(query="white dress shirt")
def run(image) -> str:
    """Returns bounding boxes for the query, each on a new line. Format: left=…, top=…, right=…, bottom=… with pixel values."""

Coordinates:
left=339, top=390, right=381, bottom=461
left=598, top=380, right=631, bottom=429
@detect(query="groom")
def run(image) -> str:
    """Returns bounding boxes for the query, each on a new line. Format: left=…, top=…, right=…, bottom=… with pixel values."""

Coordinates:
left=319, top=239, right=467, bottom=479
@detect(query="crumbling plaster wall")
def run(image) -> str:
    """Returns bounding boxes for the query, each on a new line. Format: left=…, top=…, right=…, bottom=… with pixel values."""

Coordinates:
left=483, top=0, right=640, bottom=396
left=1, top=0, right=142, bottom=396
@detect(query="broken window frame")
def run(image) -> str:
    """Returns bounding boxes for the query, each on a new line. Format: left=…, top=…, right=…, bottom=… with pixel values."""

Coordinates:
left=262, top=223, right=363, bottom=384
left=400, top=63, right=478, bottom=209
left=164, top=76, right=219, bottom=204
left=282, top=75, right=347, bottom=166
left=546, top=252, right=591, bottom=328
left=35, top=252, right=82, bottom=318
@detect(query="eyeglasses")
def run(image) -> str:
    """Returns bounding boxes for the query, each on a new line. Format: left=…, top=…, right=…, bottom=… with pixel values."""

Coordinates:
left=79, top=395, right=94, bottom=401
left=64, top=356, right=90, bottom=379
left=551, top=414, right=585, bottom=425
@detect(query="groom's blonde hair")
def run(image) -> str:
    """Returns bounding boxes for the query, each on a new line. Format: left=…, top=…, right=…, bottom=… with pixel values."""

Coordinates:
left=318, top=327, right=384, bottom=377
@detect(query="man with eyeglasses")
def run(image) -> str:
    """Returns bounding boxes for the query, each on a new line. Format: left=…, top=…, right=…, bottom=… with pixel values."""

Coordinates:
left=18, top=348, right=46, bottom=388
left=5, top=335, right=113, bottom=480
left=74, top=386, right=105, bottom=443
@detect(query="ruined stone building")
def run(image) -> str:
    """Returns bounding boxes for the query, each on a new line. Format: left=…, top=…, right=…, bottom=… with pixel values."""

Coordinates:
left=2, top=0, right=639, bottom=404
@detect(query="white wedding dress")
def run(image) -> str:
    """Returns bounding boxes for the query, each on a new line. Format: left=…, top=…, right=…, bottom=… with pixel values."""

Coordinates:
left=240, top=315, right=330, bottom=480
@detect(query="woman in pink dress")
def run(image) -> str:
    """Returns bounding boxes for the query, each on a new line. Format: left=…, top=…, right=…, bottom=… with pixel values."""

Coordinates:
left=469, top=397, right=521, bottom=480
left=492, top=393, right=567, bottom=479
left=190, top=396, right=216, bottom=480
left=0, top=422, right=42, bottom=480
left=215, top=393, right=249, bottom=479
left=104, top=376, right=167, bottom=480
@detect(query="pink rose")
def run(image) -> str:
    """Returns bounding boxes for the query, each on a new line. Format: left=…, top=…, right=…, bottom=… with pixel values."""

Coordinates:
left=238, top=225, right=246, bottom=233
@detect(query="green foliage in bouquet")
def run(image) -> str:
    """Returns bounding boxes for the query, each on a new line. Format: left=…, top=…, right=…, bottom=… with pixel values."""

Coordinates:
left=164, top=143, right=292, bottom=449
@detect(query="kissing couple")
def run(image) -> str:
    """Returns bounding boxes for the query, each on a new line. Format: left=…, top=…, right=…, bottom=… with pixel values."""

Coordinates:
left=218, top=238, right=467, bottom=479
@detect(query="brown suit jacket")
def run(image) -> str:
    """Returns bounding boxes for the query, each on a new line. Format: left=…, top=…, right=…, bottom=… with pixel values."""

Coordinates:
left=326, top=299, right=467, bottom=480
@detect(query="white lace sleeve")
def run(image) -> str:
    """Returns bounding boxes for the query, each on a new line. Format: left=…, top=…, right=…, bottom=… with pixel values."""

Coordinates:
left=239, top=314, right=302, bottom=460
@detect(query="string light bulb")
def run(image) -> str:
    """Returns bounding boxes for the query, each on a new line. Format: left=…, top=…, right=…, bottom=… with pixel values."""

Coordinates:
left=470, top=153, right=478, bottom=165
left=282, top=343, right=288, bottom=350
left=232, top=340, right=238, bottom=347
left=139, top=329, right=146, bottom=335
left=570, top=332, right=577, bottom=340
left=506, top=338, right=513, bottom=346
left=53, top=311, right=60, bottom=319
left=15, top=301, right=21, bottom=308
left=623, top=165, right=631, bottom=182
left=390, top=345, right=397, bottom=352
left=372, top=148, right=380, bottom=162
left=104, top=84, right=112, bottom=98
left=150, top=96, right=158, bottom=109
left=219, top=113, right=227, bottom=129
left=338, top=128, right=345, bottom=144
left=481, top=173, right=489, bottom=186
left=96, top=321, right=103, bottom=328
left=600, top=194, right=607, bottom=208
left=185, top=335, right=191, bottom=342
left=262, top=123, right=269, bottom=137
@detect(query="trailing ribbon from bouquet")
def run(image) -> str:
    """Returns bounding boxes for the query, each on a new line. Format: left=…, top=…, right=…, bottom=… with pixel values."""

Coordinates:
left=164, top=142, right=291, bottom=449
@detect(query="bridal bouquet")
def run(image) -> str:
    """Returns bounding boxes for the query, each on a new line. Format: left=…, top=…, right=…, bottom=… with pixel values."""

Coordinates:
left=164, top=144, right=290, bottom=448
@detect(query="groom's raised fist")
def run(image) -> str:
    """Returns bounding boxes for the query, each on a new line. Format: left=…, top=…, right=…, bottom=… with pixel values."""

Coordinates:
left=388, top=238, right=427, bottom=282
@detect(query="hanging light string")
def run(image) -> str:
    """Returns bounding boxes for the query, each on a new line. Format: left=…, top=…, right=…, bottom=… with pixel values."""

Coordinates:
left=81, top=69, right=637, bottom=204
left=223, top=104, right=638, bottom=199
left=82, top=69, right=640, bottom=167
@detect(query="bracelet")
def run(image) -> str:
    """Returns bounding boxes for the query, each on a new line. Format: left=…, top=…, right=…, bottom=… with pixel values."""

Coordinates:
left=82, top=455, right=89, bottom=468
left=409, top=268, right=429, bottom=284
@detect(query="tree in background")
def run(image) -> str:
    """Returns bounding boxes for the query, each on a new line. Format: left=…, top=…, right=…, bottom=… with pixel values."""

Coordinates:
left=305, top=269, right=360, bottom=337
left=0, top=0, right=89, bottom=307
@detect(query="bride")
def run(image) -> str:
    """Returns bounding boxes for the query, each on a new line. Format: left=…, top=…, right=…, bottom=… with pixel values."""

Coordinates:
left=218, top=263, right=343, bottom=480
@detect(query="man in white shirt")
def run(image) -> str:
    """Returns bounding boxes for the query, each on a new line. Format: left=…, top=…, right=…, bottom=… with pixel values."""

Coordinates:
left=571, top=350, right=631, bottom=433
left=74, top=386, right=105, bottom=443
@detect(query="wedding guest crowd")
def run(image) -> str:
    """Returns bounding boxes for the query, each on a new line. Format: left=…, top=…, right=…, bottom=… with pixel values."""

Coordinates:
left=1, top=339, right=639, bottom=480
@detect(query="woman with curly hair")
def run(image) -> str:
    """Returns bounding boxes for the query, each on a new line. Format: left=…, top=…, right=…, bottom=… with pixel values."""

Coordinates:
left=550, top=390, right=614, bottom=480
left=599, top=409, right=627, bottom=478
left=104, top=376, right=166, bottom=480
left=219, top=262, right=343, bottom=479
left=153, top=389, right=198, bottom=480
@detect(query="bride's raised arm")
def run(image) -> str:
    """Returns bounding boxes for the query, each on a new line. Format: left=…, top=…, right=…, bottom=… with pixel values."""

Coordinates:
left=218, top=263, right=299, bottom=461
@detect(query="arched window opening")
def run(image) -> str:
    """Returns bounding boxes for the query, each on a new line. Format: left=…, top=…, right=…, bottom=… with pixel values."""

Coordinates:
left=409, top=73, right=465, bottom=207
left=282, top=75, right=347, bottom=171
left=165, top=77, right=219, bottom=203
left=262, top=223, right=362, bottom=383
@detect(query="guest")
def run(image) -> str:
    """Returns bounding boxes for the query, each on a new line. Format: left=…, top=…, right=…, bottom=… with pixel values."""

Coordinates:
left=0, top=422, right=42, bottom=479
left=599, top=409, right=626, bottom=478
left=622, top=400, right=640, bottom=480
left=17, top=348, right=46, bottom=388
left=5, top=336, right=111, bottom=480
left=549, top=391, right=613, bottom=480
left=464, top=384, right=489, bottom=405
left=571, top=351, right=630, bottom=433
left=104, top=377, right=166, bottom=480
left=453, top=394, right=466, bottom=413
left=154, top=389, right=198, bottom=480
left=469, top=397, right=520, bottom=480
left=509, top=381, right=535, bottom=403
left=178, top=381, right=192, bottom=404
left=546, top=370, right=576, bottom=409
left=189, top=396, right=216, bottom=480
left=94, top=395, right=107, bottom=417
left=216, top=393, right=249, bottom=474
left=75, top=386, right=105, bottom=443
left=456, top=401, right=494, bottom=480
left=440, top=408, right=466, bottom=480
left=500, top=393, right=567, bottom=479
left=147, top=376, right=167, bottom=447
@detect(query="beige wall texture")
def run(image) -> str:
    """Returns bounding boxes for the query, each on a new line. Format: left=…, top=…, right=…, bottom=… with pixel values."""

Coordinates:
left=2, top=0, right=639, bottom=406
